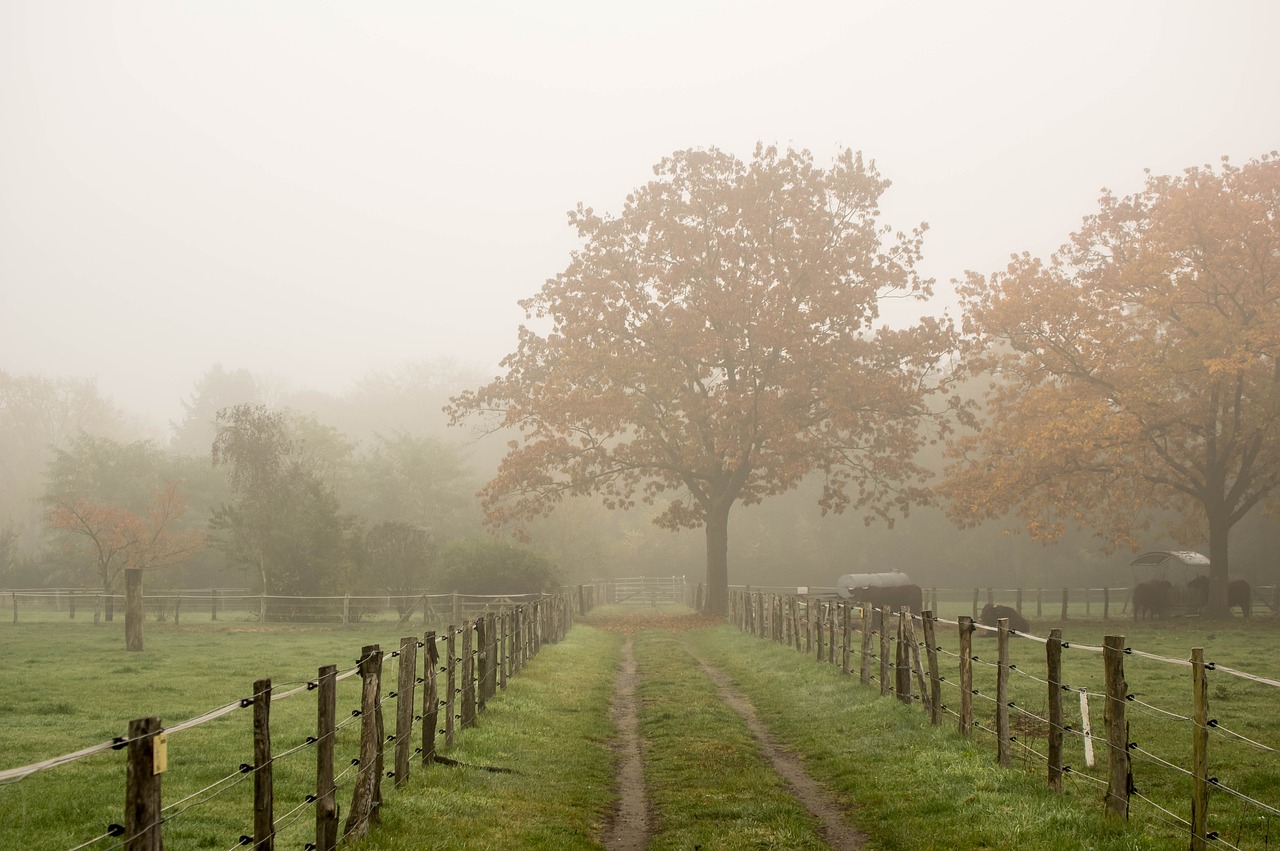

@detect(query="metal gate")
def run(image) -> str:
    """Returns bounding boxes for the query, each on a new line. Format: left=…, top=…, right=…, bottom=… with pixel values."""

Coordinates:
left=611, top=575, right=687, bottom=605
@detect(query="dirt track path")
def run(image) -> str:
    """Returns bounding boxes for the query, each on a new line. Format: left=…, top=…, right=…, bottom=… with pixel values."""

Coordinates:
left=600, top=617, right=867, bottom=850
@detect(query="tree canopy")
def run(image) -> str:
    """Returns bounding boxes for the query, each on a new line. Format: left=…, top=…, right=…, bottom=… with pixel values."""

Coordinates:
left=942, top=153, right=1280, bottom=618
left=448, top=144, right=960, bottom=613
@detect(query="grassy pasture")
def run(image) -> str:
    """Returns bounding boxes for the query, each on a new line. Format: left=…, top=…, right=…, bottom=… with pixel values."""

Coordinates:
left=4, top=608, right=1278, bottom=850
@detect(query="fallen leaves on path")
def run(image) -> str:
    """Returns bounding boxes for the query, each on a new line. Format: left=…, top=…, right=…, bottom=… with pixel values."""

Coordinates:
left=583, top=610, right=724, bottom=634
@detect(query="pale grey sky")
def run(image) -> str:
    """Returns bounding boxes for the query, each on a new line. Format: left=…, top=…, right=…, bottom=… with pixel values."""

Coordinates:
left=3, top=1, right=1277, bottom=431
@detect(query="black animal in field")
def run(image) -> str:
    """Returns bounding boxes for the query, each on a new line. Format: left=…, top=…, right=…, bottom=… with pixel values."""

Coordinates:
left=1187, top=575, right=1252, bottom=617
left=1132, top=579, right=1174, bottom=620
left=851, top=583, right=924, bottom=615
left=978, top=602, right=1030, bottom=633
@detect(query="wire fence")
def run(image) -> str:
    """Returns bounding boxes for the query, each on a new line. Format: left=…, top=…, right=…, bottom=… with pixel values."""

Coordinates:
left=1, top=586, right=599, bottom=850
left=729, top=588, right=1280, bottom=851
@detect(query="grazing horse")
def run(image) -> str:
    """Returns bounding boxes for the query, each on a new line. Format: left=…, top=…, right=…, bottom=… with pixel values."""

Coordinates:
left=1187, top=576, right=1253, bottom=617
left=1132, top=579, right=1174, bottom=620
left=978, top=602, right=1030, bottom=633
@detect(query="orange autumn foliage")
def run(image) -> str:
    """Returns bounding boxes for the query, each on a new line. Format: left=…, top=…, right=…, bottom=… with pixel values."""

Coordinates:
left=943, top=153, right=1280, bottom=618
left=448, top=145, right=962, bottom=614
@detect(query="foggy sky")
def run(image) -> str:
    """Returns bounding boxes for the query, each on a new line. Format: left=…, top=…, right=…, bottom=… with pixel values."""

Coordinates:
left=3, top=1, right=1278, bottom=433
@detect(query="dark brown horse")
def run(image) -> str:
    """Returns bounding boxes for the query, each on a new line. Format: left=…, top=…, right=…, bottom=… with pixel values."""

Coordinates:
left=979, top=602, right=1030, bottom=633
left=1187, top=576, right=1252, bottom=617
left=1132, top=579, right=1174, bottom=620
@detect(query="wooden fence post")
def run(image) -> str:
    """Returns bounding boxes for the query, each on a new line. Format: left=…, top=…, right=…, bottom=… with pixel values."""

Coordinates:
left=1060, top=587, right=1069, bottom=621
left=173, top=592, right=181, bottom=628
left=252, top=677, right=274, bottom=849
left=394, top=636, right=417, bottom=787
left=878, top=615, right=891, bottom=697
left=841, top=604, right=852, bottom=675
left=1046, top=628, right=1064, bottom=792
left=1103, top=587, right=1110, bottom=621
left=499, top=611, right=509, bottom=691
left=816, top=602, right=825, bottom=662
left=972, top=588, right=980, bottom=620
left=1016, top=587, right=1023, bottom=614
left=124, top=716, right=163, bottom=851
left=211, top=589, right=218, bottom=622
left=345, top=646, right=382, bottom=840
left=445, top=628, right=457, bottom=747
left=1102, top=635, right=1131, bottom=820
left=859, top=605, right=872, bottom=685
left=475, top=617, right=488, bottom=716
left=958, top=616, right=974, bottom=737
left=996, top=618, right=1011, bottom=766
left=1036, top=587, right=1042, bottom=618
left=1191, top=646, right=1210, bottom=850
left=904, top=614, right=928, bottom=712
left=259, top=593, right=267, bottom=625
left=315, top=665, right=338, bottom=851
left=125, top=568, right=144, bottom=652
left=461, top=620, right=476, bottom=728
left=895, top=612, right=912, bottom=705
left=922, top=611, right=942, bottom=726
left=422, top=632, right=439, bottom=766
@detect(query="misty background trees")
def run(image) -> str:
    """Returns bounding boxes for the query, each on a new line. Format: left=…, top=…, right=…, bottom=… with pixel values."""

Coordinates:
left=3, top=153, right=1280, bottom=612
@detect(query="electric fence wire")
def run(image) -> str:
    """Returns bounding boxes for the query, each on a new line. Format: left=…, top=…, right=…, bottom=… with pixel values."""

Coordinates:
left=65, top=827, right=118, bottom=851
left=1206, top=719, right=1279, bottom=754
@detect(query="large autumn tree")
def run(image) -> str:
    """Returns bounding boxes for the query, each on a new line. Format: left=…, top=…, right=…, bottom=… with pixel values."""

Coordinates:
left=942, top=154, right=1280, bottom=618
left=448, top=144, right=960, bottom=614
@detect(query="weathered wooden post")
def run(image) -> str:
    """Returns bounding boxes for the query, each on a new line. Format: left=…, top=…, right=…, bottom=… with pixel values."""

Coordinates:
left=422, top=632, right=439, bottom=766
left=1190, top=647, right=1210, bottom=850
left=315, top=664, right=338, bottom=851
left=895, top=612, right=912, bottom=705
left=1103, top=587, right=1110, bottom=621
left=921, top=611, right=942, bottom=726
left=253, top=678, right=274, bottom=849
left=259, top=592, right=266, bottom=625
left=1102, top=635, right=1131, bottom=820
left=958, top=616, right=974, bottom=737
left=904, top=613, right=928, bottom=711
left=878, top=615, right=891, bottom=697
left=461, top=620, right=476, bottom=728
left=1046, top=628, right=1064, bottom=792
left=394, top=636, right=417, bottom=787
left=124, top=716, right=164, bottom=851
left=342, top=595, right=350, bottom=626
left=211, top=589, right=218, bottom=622
left=475, top=617, right=488, bottom=716
left=445, top=628, right=457, bottom=747
left=859, top=605, right=872, bottom=685
left=345, top=646, right=382, bottom=840
left=841, top=603, right=852, bottom=675
left=1060, top=587, right=1069, bottom=621
left=816, top=602, right=825, bottom=662
left=499, top=610, right=509, bottom=691
left=173, top=592, right=181, bottom=628
left=972, top=588, right=980, bottom=620
left=125, top=568, right=144, bottom=652
left=1016, top=587, right=1023, bottom=614
left=1036, top=587, right=1043, bottom=618
left=996, top=618, right=1011, bottom=766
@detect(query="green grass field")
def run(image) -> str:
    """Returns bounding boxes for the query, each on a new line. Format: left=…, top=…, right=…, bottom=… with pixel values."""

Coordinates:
left=2, top=608, right=1277, bottom=849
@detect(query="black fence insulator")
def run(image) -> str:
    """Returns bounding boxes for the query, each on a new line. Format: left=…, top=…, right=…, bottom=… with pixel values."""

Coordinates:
left=415, top=677, right=424, bottom=684
left=305, top=794, right=317, bottom=803
left=1127, top=742, right=1139, bottom=750
left=389, top=651, right=400, bottom=658
left=238, top=763, right=253, bottom=773
left=1061, top=642, right=1070, bottom=649
left=1208, top=719, right=1219, bottom=727
left=305, top=736, right=317, bottom=744
left=240, top=697, right=253, bottom=708
left=110, top=737, right=127, bottom=751
left=107, top=824, right=125, bottom=837
left=307, top=681, right=318, bottom=690
left=387, top=691, right=397, bottom=699
left=386, top=734, right=396, bottom=743
left=351, top=709, right=362, bottom=717
left=1206, top=662, right=1216, bottom=670
left=351, top=758, right=360, bottom=766
left=414, top=714, right=422, bottom=721
left=239, top=835, right=253, bottom=845
left=1125, top=694, right=1136, bottom=701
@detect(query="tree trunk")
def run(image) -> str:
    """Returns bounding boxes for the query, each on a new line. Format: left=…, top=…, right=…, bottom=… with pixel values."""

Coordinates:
left=703, top=501, right=731, bottom=615
left=1205, top=510, right=1231, bottom=619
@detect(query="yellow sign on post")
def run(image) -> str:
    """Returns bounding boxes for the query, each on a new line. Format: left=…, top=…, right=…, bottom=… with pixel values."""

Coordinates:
left=153, top=732, right=168, bottom=774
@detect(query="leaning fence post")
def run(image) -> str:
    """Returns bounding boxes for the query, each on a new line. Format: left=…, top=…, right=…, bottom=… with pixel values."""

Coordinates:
left=1102, top=635, right=1131, bottom=820
left=958, top=616, right=974, bottom=737
left=904, top=613, right=928, bottom=711
left=124, top=716, right=163, bottom=851
left=315, top=664, right=338, bottom=851
left=996, top=618, right=1011, bottom=766
left=252, top=678, right=274, bottom=849
left=1047, top=628, right=1064, bottom=792
left=921, top=611, right=942, bottom=726
left=1191, top=647, right=1210, bottom=850
left=395, top=636, right=417, bottom=787
left=894, top=611, right=912, bottom=704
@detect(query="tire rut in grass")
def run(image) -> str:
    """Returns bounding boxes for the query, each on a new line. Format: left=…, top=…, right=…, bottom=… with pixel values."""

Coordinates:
left=604, top=636, right=652, bottom=851
left=690, top=652, right=868, bottom=851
